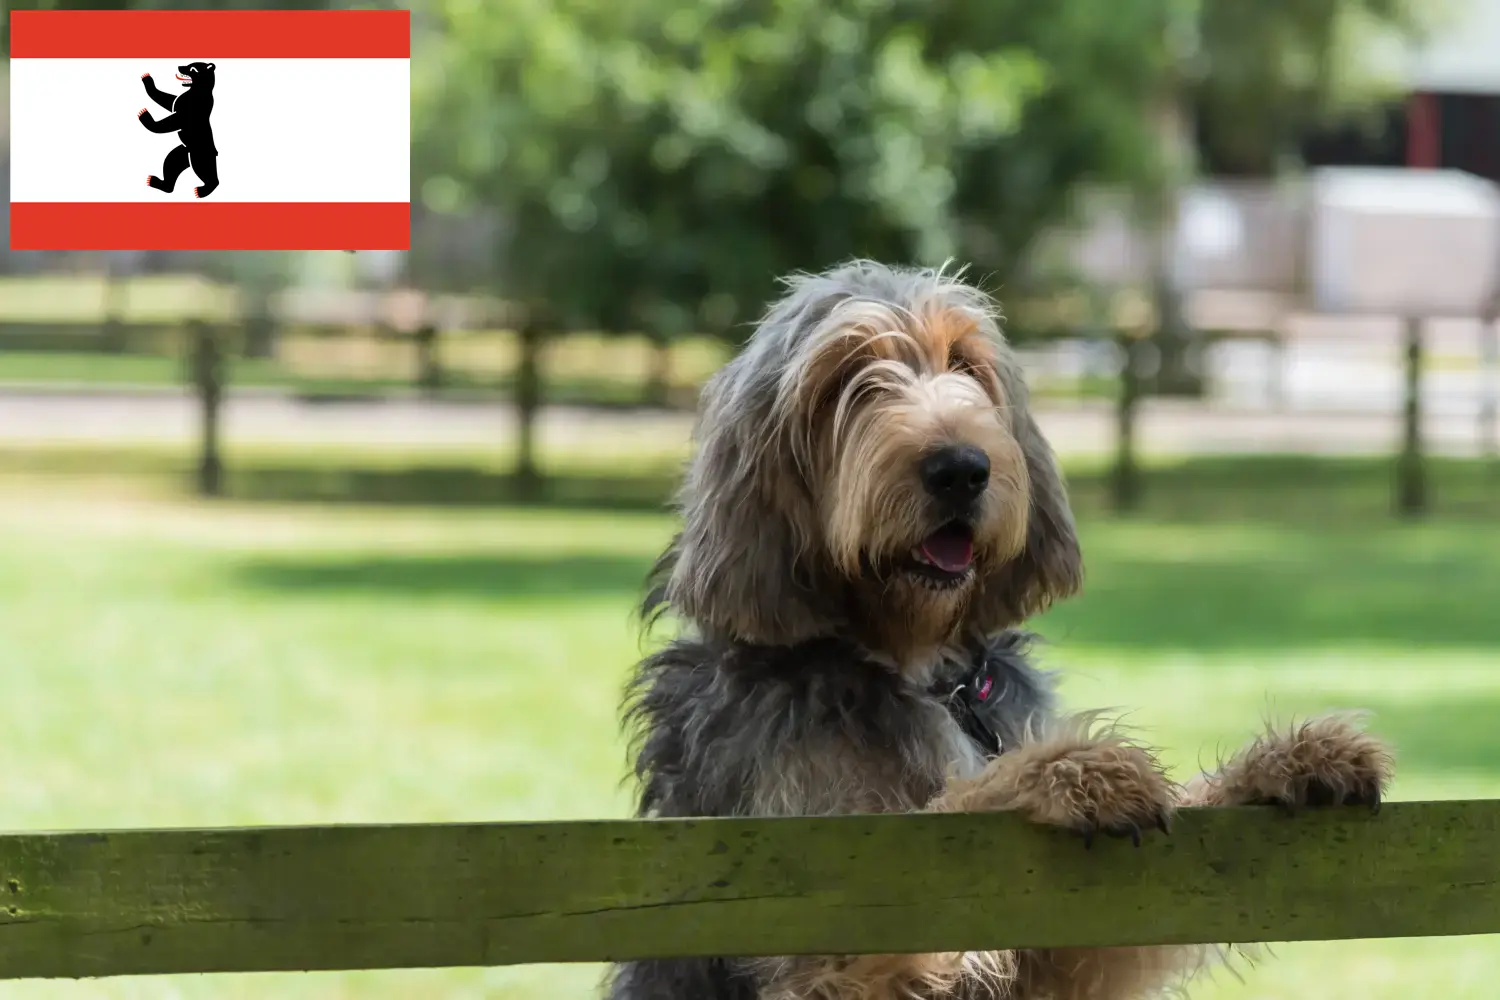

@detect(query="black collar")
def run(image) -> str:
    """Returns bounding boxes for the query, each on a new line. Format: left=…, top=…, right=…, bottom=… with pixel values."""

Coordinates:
left=935, top=656, right=1003, bottom=758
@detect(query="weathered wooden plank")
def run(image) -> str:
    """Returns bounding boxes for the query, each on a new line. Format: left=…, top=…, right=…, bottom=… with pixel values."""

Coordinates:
left=0, top=800, right=1495, bottom=980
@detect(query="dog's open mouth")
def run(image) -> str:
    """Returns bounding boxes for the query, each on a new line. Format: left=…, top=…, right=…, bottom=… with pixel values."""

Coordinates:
left=904, top=521, right=975, bottom=586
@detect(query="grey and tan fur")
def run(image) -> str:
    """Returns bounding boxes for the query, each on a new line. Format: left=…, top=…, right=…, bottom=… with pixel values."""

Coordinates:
left=607, top=261, right=1394, bottom=1000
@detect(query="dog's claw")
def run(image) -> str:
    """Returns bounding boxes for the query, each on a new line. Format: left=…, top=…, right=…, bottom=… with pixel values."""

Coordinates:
left=1077, top=814, right=1170, bottom=850
left=1253, top=778, right=1383, bottom=817
left=1251, top=794, right=1299, bottom=817
left=1343, top=784, right=1383, bottom=813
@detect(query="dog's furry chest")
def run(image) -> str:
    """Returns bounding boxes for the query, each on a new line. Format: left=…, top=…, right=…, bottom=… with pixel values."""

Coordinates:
left=624, top=632, right=1053, bottom=820
left=753, top=688, right=984, bottom=815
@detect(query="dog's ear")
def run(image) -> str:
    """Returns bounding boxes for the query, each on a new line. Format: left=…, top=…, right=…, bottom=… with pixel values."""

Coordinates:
left=971, top=365, right=1083, bottom=629
left=662, top=355, right=831, bottom=645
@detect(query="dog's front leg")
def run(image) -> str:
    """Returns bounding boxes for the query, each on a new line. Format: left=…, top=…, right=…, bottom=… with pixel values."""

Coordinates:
left=1159, top=714, right=1395, bottom=994
left=931, top=717, right=1208, bottom=1000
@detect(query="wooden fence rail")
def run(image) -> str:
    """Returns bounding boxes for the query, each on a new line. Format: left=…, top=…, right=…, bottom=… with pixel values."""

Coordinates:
left=0, top=800, right=1496, bottom=980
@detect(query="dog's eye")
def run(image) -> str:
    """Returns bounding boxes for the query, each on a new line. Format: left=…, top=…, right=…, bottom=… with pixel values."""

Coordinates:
left=948, top=349, right=979, bottom=377
left=948, top=349, right=1000, bottom=398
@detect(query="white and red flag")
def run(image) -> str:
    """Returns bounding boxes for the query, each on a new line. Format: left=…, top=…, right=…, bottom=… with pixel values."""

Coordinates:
left=8, top=9, right=410, bottom=251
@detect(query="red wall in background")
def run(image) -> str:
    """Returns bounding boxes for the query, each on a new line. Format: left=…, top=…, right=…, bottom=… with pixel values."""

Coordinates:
left=1291, top=90, right=1500, bottom=182
left=1406, top=92, right=1442, bottom=168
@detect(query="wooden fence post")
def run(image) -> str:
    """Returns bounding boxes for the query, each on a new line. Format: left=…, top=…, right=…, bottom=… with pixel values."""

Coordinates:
left=513, top=319, right=544, bottom=498
left=1480, top=318, right=1498, bottom=467
left=1111, top=332, right=1144, bottom=513
left=414, top=323, right=443, bottom=396
left=1396, top=316, right=1426, bottom=517
left=242, top=297, right=278, bottom=362
left=644, top=332, right=672, bottom=407
left=100, top=259, right=129, bottom=355
left=189, top=319, right=225, bottom=498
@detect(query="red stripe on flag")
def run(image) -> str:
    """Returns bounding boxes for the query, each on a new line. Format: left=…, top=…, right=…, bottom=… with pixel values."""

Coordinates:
left=10, top=203, right=410, bottom=251
left=9, top=10, right=409, bottom=59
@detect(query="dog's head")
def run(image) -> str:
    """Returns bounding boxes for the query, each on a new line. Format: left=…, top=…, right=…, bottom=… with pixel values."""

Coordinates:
left=656, top=261, right=1081, bottom=668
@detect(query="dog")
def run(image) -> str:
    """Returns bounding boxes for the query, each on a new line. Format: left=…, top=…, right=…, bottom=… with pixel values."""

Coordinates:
left=607, top=260, right=1394, bottom=1000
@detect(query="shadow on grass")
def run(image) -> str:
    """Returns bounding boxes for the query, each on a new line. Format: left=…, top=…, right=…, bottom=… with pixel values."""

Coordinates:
left=7, top=445, right=1500, bottom=518
left=239, top=526, right=1500, bottom=654
left=11, top=446, right=1500, bottom=653
left=203, top=453, right=1500, bottom=519
left=229, top=465, right=680, bottom=512
left=1066, top=454, right=1500, bottom=523
left=237, top=553, right=655, bottom=600
left=0, top=446, right=683, bottom=512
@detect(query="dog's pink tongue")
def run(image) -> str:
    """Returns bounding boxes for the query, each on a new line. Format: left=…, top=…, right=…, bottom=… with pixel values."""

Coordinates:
left=920, top=529, right=974, bottom=573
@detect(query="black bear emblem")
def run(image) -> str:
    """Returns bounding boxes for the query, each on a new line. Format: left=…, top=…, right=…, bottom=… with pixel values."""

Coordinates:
left=138, top=62, right=219, bottom=199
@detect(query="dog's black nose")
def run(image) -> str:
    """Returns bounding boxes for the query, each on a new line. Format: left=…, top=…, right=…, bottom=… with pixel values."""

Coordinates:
left=919, top=444, right=990, bottom=504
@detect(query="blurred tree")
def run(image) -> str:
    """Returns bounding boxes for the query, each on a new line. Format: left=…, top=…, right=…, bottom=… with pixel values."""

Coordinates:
left=415, top=0, right=1176, bottom=489
left=1190, top=0, right=1430, bottom=177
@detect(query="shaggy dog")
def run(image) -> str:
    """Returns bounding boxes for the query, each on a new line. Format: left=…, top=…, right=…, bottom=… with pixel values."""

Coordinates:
left=607, top=261, right=1393, bottom=1000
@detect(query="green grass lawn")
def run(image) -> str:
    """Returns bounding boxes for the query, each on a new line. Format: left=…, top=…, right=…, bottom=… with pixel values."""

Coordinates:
left=0, top=347, right=1114, bottom=405
left=0, top=345, right=728, bottom=413
left=0, top=451, right=1497, bottom=998
left=0, top=276, right=230, bottom=324
left=0, top=351, right=285, bottom=388
left=0, top=349, right=676, bottom=407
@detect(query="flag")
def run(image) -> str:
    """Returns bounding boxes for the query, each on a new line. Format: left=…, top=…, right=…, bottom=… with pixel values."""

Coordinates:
left=8, top=9, right=410, bottom=251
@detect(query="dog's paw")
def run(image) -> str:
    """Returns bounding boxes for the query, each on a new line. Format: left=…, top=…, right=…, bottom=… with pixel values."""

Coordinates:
left=939, top=723, right=1176, bottom=848
left=1214, top=715, right=1393, bottom=814
left=1012, top=737, right=1176, bottom=847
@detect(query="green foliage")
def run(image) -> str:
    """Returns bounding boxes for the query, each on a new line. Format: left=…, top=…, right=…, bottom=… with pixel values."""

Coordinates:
left=1190, top=0, right=1431, bottom=174
left=415, top=0, right=1174, bottom=340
